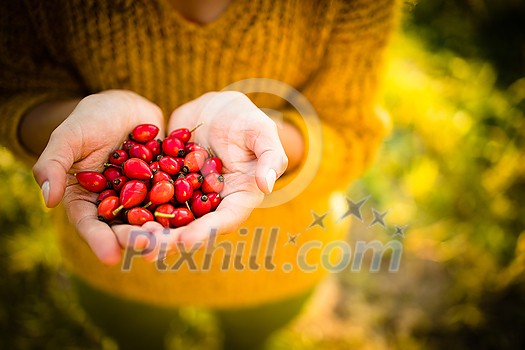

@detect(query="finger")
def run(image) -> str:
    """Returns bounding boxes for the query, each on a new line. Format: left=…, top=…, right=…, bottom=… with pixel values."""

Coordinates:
left=248, top=118, right=288, bottom=194
left=113, top=221, right=183, bottom=262
left=168, top=92, right=217, bottom=133
left=33, top=129, right=77, bottom=208
left=65, top=196, right=122, bottom=266
left=177, top=191, right=263, bottom=248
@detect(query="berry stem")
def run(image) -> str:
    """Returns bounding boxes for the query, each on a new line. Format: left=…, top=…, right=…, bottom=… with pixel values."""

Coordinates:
left=112, top=205, right=124, bottom=217
left=190, top=122, right=204, bottom=133
left=154, top=212, right=175, bottom=218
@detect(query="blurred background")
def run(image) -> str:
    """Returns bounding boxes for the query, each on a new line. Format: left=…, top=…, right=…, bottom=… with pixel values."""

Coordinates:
left=2, top=0, right=525, bottom=349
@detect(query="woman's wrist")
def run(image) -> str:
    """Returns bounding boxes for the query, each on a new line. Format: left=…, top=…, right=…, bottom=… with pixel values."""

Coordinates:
left=18, top=98, right=82, bottom=156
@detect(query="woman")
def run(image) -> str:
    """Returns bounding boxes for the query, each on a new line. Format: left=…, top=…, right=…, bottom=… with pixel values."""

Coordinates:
left=0, top=0, right=400, bottom=348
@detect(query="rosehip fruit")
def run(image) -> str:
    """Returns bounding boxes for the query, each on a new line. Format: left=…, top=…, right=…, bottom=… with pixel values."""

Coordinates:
left=120, top=180, right=148, bottom=207
left=149, top=161, right=160, bottom=173
left=158, top=156, right=181, bottom=175
left=130, top=124, right=159, bottom=143
left=109, top=149, right=129, bottom=166
left=169, top=128, right=191, bottom=143
left=174, top=177, right=193, bottom=203
left=183, top=151, right=206, bottom=173
left=112, top=176, right=128, bottom=191
left=129, top=144, right=153, bottom=163
left=113, top=180, right=148, bottom=215
left=103, top=167, right=122, bottom=183
left=191, top=194, right=212, bottom=218
left=145, top=139, right=162, bottom=158
left=201, top=173, right=224, bottom=194
left=190, top=190, right=203, bottom=205
left=200, top=157, right=223, bottom=176
left=207, top=192, right=221, bottom=210
left=123, top=158, right=153, bottom=180
left=185, top=172, right=203, bottom=190
left=152, top=170, right=172, bottom=184
left=97, top=189, right=118, bottom=204
left=162, top=137, right=185, bottom=157
left=185, top=142, right=207, bottom=153
left=76, top=171, right=108, bottom=193
left=127, top=207, right=154, bottom=226
left=170, top=207, right=195, bottom=227
left=149, top=180, right=175, bottom=205
left=154, top=204, right=176, bottom=227
left=97, top=196, right=120, bottom=221
left=123, top=140, right=137, bottom=150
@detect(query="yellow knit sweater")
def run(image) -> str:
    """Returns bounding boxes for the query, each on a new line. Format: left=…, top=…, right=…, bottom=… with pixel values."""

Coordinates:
left=0, top=0, right=399, bottom=308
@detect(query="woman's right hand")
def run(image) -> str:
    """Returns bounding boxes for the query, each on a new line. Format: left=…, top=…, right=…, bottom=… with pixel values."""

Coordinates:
left=32, top=90, right=165, bottom=265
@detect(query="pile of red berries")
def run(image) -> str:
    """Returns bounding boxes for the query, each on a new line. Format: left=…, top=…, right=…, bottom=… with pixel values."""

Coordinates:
left=75, top=124, right=224, bottom=228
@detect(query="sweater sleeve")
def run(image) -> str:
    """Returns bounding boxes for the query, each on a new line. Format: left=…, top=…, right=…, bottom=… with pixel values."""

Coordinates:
left=281, top=0, right=399, bottom=192
left=0, top=1, right=84, bottom=165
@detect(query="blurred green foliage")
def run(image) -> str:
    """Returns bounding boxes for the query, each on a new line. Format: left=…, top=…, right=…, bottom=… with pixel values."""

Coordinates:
left=2, top=1, right=525, bottom=349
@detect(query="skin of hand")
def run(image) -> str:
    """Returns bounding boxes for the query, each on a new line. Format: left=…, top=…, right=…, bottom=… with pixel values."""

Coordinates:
left=32, top=90, right=166, bottom=265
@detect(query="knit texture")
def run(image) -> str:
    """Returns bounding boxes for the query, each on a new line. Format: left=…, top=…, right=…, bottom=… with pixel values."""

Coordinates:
left=0, top=0, right=400, bottom=307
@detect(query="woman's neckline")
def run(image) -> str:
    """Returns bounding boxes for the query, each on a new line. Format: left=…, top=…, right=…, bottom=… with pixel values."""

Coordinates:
left=160, top=0, right=239, bottom=31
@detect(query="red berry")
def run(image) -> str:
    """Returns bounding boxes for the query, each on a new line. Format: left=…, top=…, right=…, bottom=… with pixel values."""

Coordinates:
left=120, top=180, right=148, bottom=208
left=162, top=137, right=185, bottom=157
left=174, top=177, right=193, bottom=203
left=207, top=192, right=221, bottom=210
left=103, top=167, right=122, bottom=183
left=154, top=204, right=176, bottom=227
left=123, top=140, right=137, bottom=150
left=123, top=158, right=153, bottom=180
left=112, top=176, right=128, bottom=191
left=185, top=172, right=203, bottom=190
left=97, top=189, right=118, bottom=204
left=170, top=207, right=195, bottom=227
left=184, top=151, right=206, bottom=173
left=202, top=173, right=225, bottom=194
left=130, top=124, right=159, bottom=143
left=109, top=149, right=129, bottom=166
left=152, top=170, right=172, bottom=184
left=76, top=171, right=108, bottom=193
left=149, top=180, right=175, bottom=205
left=169, top=128, right=191, bottom=143
left=149, top=161, right=160, bottom=173
left=128, top=144, right=153, bottom=163
left=127, top=207, right=154, bottom=226
left=158, top=156, right=181, bottom=175
left=200, top=157, right=223, bottom=176
left=174, top=157, right=185, bottom=169
left=191, top=194, right=212, bottom=218
left=97, top=196, right=120, bottom=221
left=190, top=190, right=203, bottom=205
left=145, top=139, right=162, bottom=158
left=185, top=142, right=207, bottom=153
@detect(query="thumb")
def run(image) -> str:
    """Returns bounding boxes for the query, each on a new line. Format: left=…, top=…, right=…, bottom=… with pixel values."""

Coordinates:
left=32, top=130, right=76, bottom=208
left=251, top=121, right=289, bottom=194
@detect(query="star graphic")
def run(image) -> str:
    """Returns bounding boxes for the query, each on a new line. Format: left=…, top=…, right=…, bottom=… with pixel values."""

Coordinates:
left=392, top=225, right=408, bottom=239
left=307, top=210, right=329, bottom=230
left=340, top=196, right=369, bottom=222
left=368, top=208, right=390, bottom=228
left=285, top=232, right=301, bottom=246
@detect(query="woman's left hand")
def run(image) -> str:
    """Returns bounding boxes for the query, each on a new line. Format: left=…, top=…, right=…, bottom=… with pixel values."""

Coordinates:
left=163, top=91, right=288, bottom=250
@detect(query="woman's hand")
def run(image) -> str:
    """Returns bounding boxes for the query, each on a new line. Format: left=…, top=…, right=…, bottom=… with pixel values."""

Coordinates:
left=166, top=91, right=288, bottom=248
left=32, top=90, right=165, bottom=265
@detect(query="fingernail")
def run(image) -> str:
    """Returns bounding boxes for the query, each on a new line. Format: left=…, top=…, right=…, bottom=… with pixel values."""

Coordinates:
left=41, top=181, right=50, bottom=207
left=265, top=169, right=277, bottom=193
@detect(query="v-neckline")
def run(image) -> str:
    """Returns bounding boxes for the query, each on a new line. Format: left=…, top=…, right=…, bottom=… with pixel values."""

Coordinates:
left=159, top=0, right=240, bottom=32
